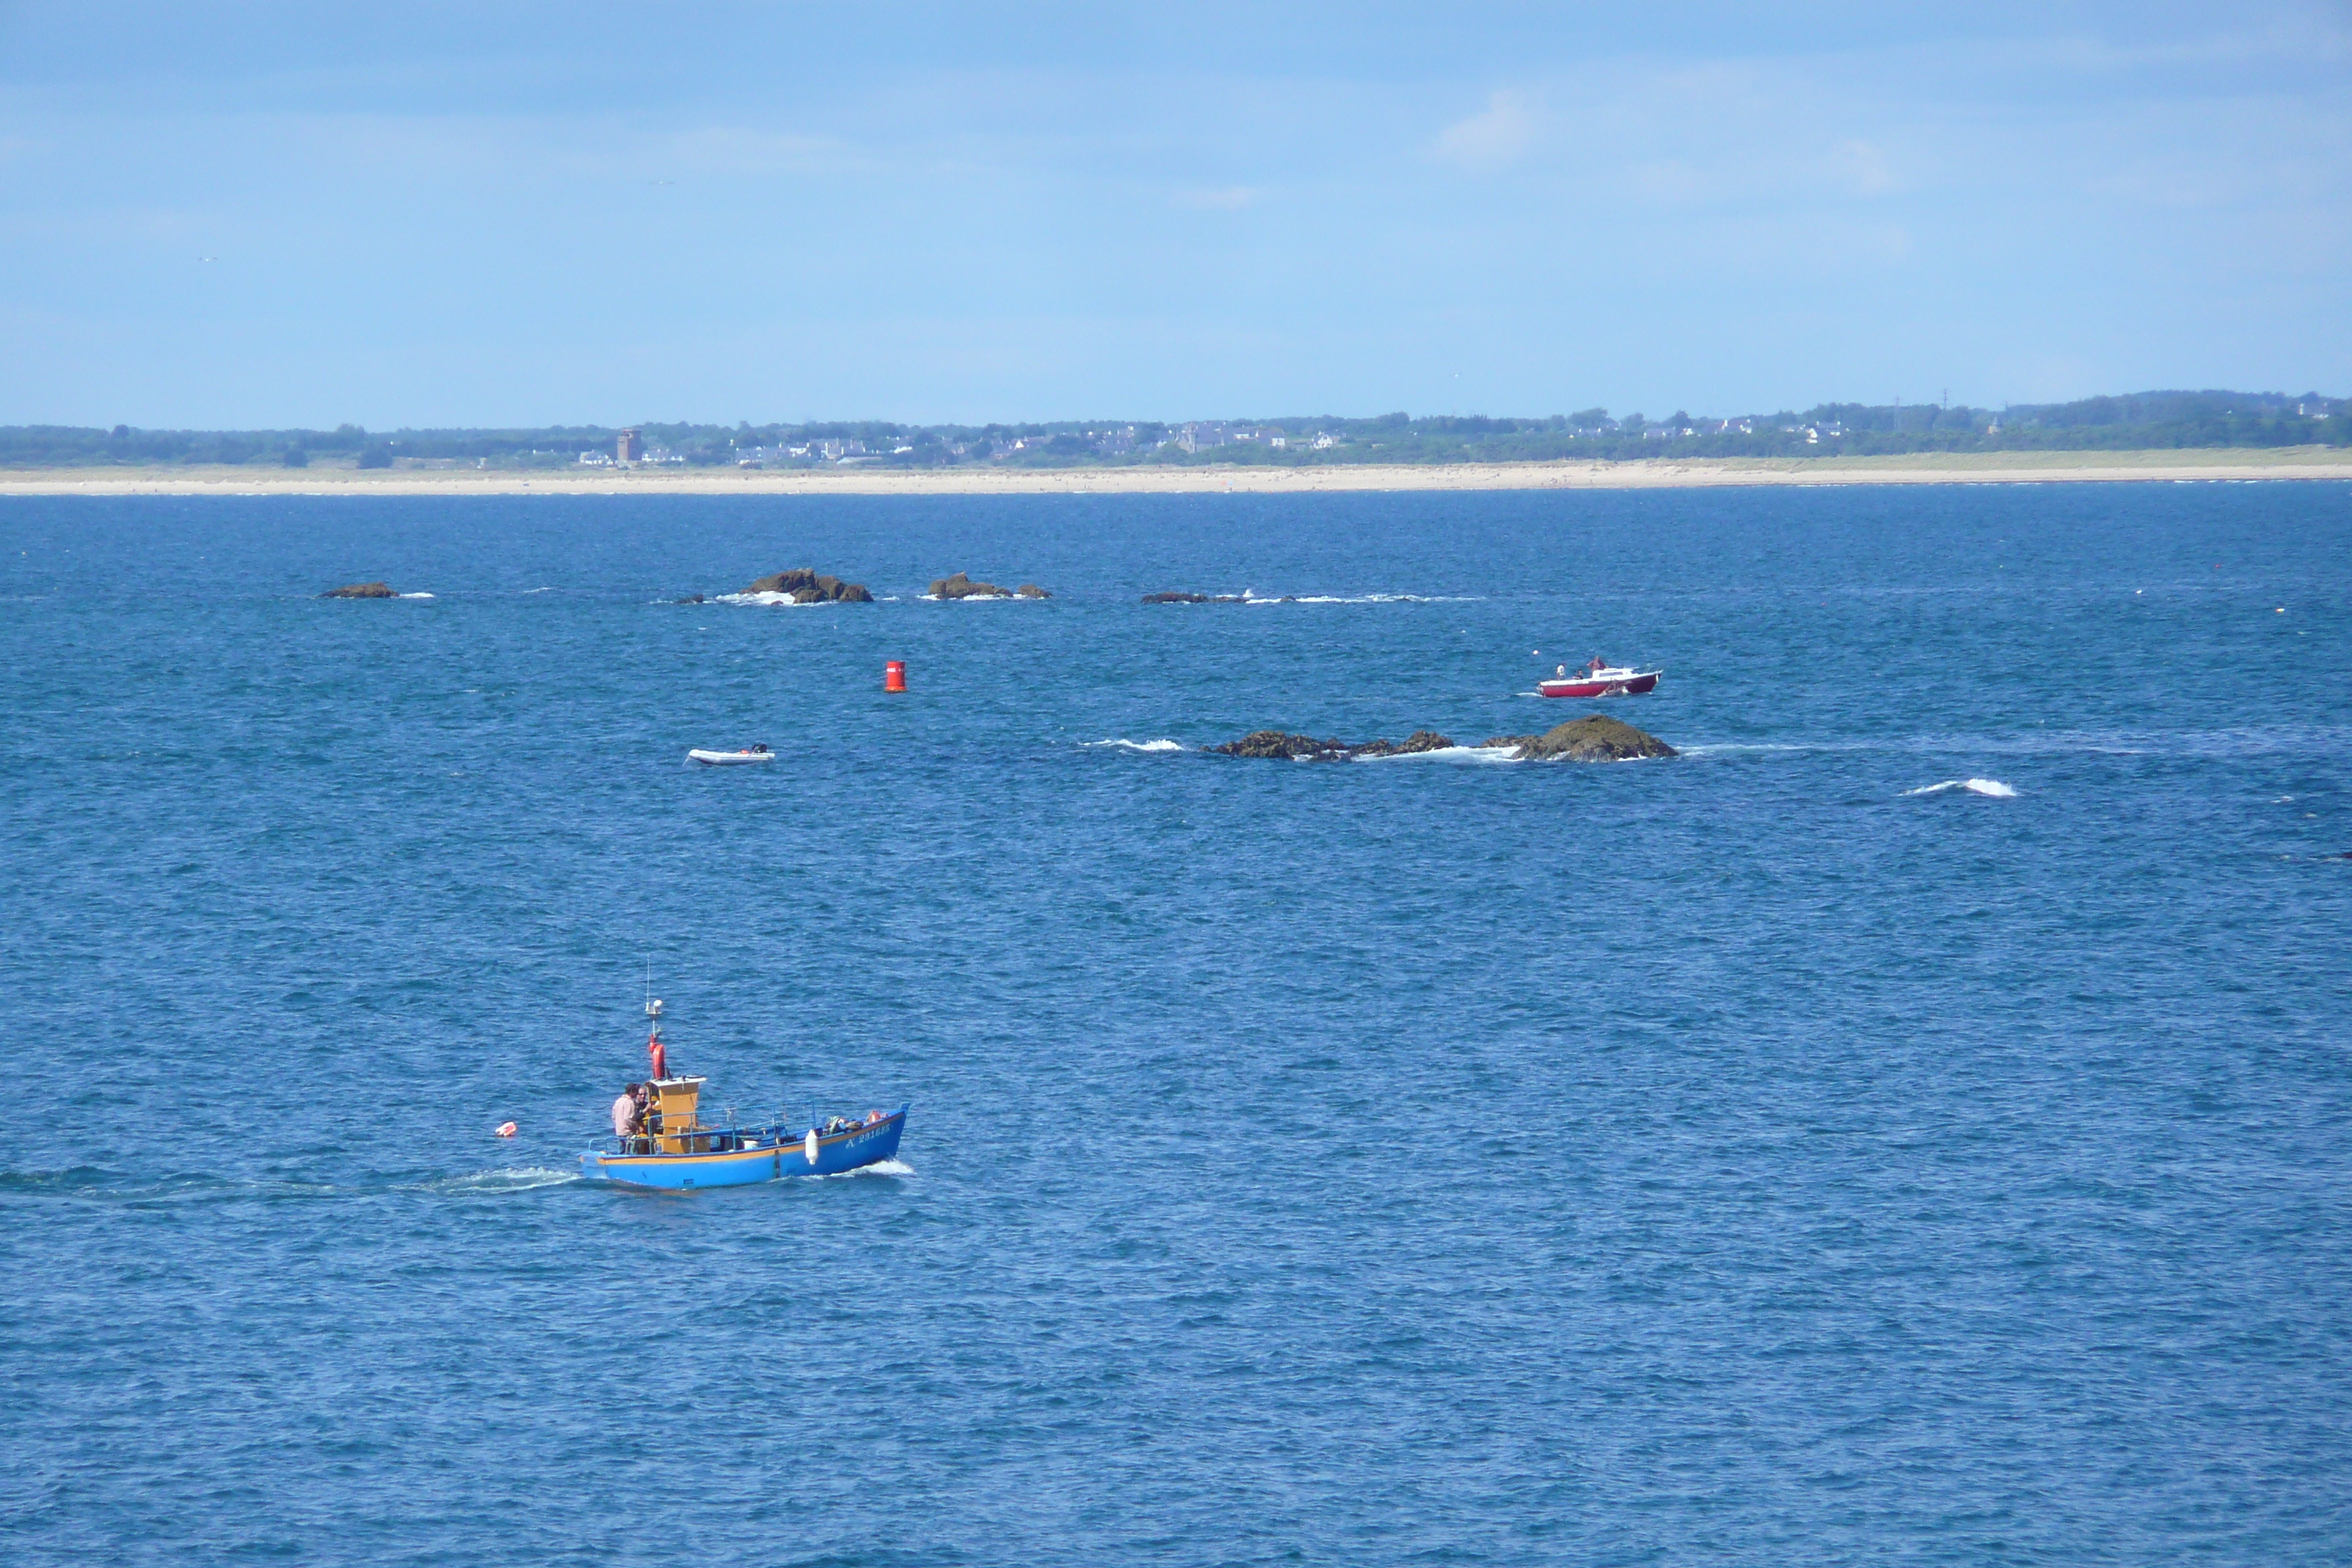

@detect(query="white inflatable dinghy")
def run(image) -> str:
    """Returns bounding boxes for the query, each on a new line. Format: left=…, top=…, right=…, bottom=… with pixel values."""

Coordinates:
left=688, top=746, right=774, bottom=766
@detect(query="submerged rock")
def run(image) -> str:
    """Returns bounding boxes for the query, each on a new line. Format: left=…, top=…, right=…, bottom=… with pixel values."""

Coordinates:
left=741, top=568, right=872, bottom=602
left=1142, top=591, right=1208, bottom=603
left=320, top=581, right=396, bottom=598
left=1510, top=715, right=1676, bottom=761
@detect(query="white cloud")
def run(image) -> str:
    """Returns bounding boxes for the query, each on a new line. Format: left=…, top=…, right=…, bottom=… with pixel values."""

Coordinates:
left=1433, top=89, right=1536, bottom=170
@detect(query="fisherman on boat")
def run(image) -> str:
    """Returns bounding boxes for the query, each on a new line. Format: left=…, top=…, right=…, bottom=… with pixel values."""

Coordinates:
left=612, top=1085, right=642, bottom=1140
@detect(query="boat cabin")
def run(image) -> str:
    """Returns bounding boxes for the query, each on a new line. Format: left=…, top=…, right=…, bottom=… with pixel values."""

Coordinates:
left=646, top=1075, right=706, bottom=1154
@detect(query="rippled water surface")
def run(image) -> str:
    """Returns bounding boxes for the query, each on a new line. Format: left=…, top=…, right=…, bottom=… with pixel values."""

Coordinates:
left=4, top=484, right=2350, bottom=1565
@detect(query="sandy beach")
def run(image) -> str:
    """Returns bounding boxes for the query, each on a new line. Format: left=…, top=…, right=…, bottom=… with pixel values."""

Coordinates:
left=3, top=446, right=2347, bottom=498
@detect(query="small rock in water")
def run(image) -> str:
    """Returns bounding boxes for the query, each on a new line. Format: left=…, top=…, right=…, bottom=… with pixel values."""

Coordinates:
left=1510, top=715, right=1676, bottom=761
left=320, top=581, right=397, bottom=598
left=1016, top=584, right=1052, bottom=599
left=1212, top=729, right=1455, bottom=761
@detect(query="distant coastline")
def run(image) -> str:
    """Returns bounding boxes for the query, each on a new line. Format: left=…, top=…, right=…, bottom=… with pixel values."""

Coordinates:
left=4, top=447, right=2348, bottom=497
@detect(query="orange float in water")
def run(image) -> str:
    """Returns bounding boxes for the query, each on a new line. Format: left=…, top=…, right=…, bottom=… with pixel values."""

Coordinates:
left=884, top=659, right=907, bottom=693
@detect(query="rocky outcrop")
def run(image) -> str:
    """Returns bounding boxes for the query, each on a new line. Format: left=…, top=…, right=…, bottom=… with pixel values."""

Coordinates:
left=930, top=572, right=1017, bottom=599
left=742, top=568, right=873, bottom=603
left=1142, top=591, right=1264, bottom=603
left=1491, top=715, right=1676, bottom=761
left=1213, top=731, right=1355, bottom=760
left=1213, top=717, right=1673, bottom=763
left=1210, top=729, right=1456, bottom=761
left=1016, top=584, right=1052, bottom=599
left=1357, top=731, right=1457, bottom=758
left=320, top=581, right=396, bottom=598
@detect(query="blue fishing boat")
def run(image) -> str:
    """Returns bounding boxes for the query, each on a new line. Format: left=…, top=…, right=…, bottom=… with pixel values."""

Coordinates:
left=578, top=1000, right=908, bottom=1191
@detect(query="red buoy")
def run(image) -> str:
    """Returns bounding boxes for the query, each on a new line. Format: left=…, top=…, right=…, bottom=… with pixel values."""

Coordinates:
left=884, top=659, right=907, bottom=693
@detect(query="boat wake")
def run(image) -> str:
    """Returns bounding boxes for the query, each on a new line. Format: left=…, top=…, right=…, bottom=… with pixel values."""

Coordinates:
left=1903, top=778, right=2021, bottom=798
left=429, top=1167, right=582, bottom=1194
left=1085, top=739, right=1185, bottom=753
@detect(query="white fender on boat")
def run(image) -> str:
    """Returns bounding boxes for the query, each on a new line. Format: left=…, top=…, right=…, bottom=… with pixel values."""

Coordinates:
left=804, top=1128, right=819, bottom=1165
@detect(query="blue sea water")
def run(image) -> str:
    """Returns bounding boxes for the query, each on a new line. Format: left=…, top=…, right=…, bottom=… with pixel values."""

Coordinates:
left=3, top=482, right=2349, bottom=1566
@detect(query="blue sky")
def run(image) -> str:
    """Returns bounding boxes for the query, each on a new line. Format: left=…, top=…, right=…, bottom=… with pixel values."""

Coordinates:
left=1, top=1, right=2347, bottom=427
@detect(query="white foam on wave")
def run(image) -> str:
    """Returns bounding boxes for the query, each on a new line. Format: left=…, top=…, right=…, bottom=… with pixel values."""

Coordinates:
left=821, top=1158, right=913, bottom=1180
left=522, top=587, right=555, bottom=595
left=1241, top=592, right=1480, bottom=605
left=1356, top=745, right=1521, bottom=765
left=1085, top=739, right=1184, bottom=753
left=712, top=591, right=827, bottom=607
left=398, top=592, right=435, bottom=600
left=1904, top=778, right=2020, bottom=799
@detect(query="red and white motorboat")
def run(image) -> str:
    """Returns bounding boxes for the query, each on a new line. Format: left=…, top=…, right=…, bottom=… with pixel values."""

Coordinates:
left=1539, top=657, right=1662, bottom=698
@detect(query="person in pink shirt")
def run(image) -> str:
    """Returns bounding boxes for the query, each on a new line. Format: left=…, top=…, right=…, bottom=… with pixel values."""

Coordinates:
left=612, top=1086, right=640, bottom=1139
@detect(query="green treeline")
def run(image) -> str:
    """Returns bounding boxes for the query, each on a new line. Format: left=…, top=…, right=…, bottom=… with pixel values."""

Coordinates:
left=4, top=390, right=2346, bottom=470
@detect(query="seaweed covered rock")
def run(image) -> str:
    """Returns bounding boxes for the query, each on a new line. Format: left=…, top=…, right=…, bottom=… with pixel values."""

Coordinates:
left=1510, top=715, right=1676, bottom=761
left=320, top=581, right=396, bottom=598
left=741, top=568, right=872, bottom=602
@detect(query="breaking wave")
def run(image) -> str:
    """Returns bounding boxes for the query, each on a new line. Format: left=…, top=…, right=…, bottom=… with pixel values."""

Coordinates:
left=397, top=592, right=435, bottom=600
left=1085, top=739, right=1184, bottom=753
left=1904, top=778, right=2020, bottom=799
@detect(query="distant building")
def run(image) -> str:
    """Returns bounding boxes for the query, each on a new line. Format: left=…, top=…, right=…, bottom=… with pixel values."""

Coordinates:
left=617, top=429, right=644, bottom=463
